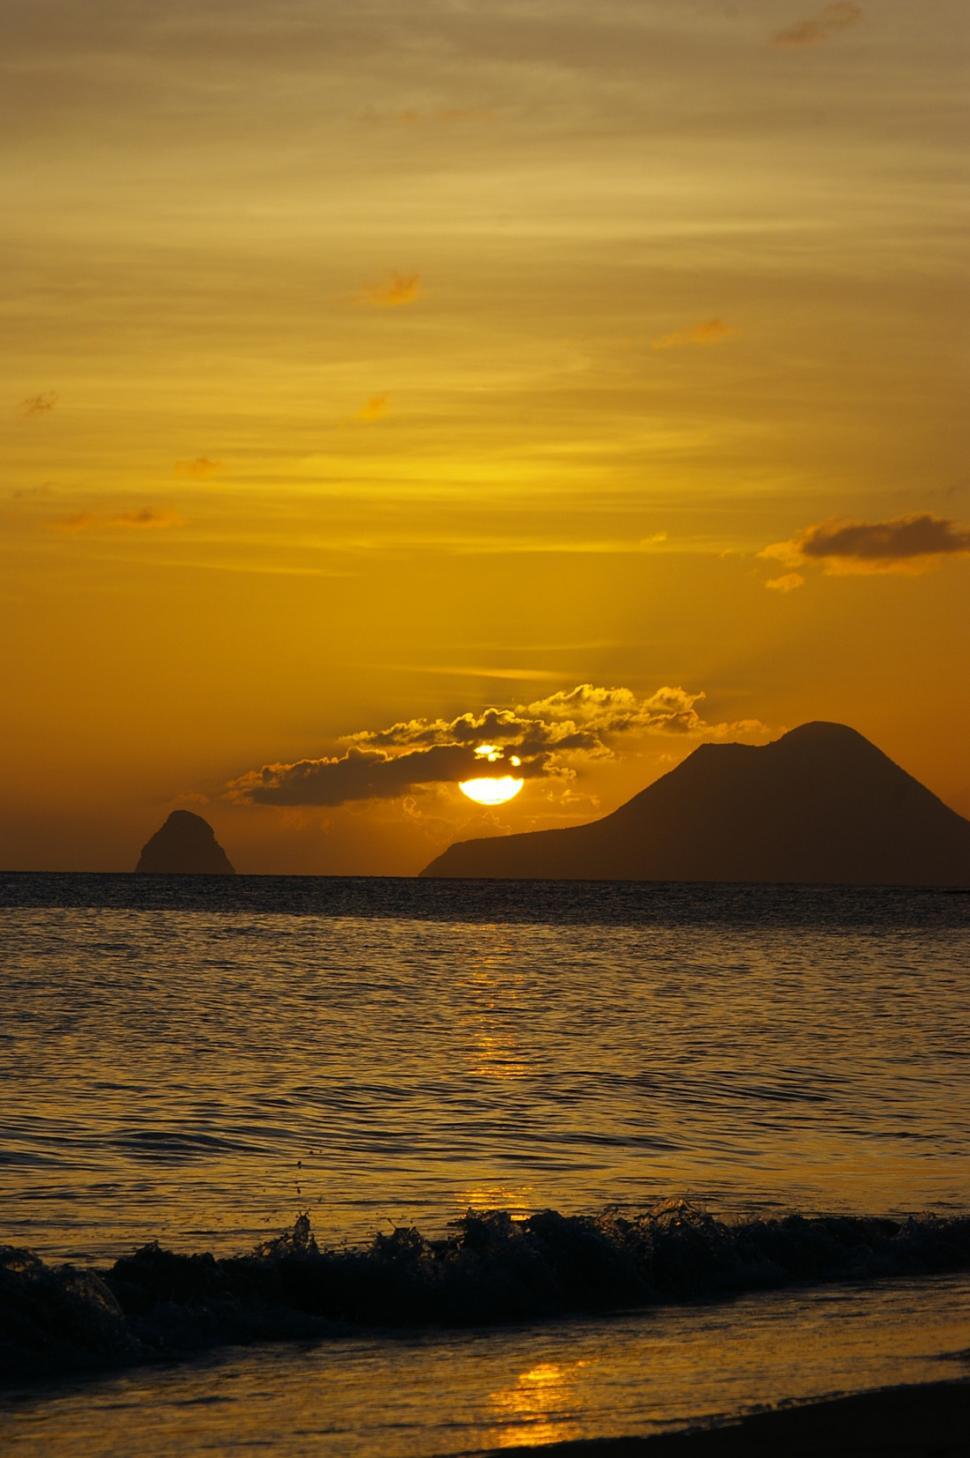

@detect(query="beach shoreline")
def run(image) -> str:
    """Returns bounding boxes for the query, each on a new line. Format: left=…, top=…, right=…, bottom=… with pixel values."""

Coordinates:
left=486, top=1377, right=970, bottom=1456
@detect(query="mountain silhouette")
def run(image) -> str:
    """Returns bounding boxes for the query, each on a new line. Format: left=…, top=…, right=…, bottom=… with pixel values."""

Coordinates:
left=422, top=723, right=970, bottom=886
left=135, top=811, right=236, bottom=875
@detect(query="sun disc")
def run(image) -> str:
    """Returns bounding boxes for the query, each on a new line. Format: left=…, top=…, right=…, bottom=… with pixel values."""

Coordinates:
left=459, top=776, right=525, bottom=806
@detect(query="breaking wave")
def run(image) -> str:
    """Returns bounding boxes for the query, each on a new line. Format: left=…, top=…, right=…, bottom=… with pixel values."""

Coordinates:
left=4, top=1200, right=970, bottom=1386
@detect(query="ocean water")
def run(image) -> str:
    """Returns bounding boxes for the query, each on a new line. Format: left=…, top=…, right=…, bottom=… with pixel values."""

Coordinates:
left=2, top=874, right=969, bottom=1454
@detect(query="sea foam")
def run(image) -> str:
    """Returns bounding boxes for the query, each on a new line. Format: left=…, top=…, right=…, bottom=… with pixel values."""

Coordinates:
left=4, top=1200, right=970, bottom=1386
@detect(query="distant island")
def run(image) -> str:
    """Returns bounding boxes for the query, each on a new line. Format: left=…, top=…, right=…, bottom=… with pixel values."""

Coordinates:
left=422, top=722, right=970, bottom=886
left=135, top=810, right=236, bottom=875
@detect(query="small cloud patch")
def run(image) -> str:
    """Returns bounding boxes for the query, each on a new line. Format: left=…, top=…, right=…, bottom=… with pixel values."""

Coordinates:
left=760, top=513, right=970, bottom=585
left=360, top=272, right=421, bottom=308
left=52, top=508, right=184, bottom=533
left=356, top=394, right=390, bottom=422
left=175, top=457, right=223, bottom=479
left=765, top=572, right=806, bottom=593
left=112, top=508, right=185, bottom=530
left=773, top=2, right=862, bottom=47
left=11, top=484, right=56, bottom=499
left=17, top=392, right=58, bottom=418
left=651, top=319, right=735, bottom=351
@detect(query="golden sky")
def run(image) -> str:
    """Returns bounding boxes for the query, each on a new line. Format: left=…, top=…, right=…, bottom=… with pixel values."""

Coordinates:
left=2, top=0, right=969, bottom=873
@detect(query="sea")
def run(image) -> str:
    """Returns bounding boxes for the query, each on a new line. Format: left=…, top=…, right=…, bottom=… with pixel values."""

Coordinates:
left=1, top=873, right=969, bottom=1456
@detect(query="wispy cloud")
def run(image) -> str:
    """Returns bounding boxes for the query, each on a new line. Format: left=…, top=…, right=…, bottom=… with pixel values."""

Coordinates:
left=650, top=319, right=735, bottom=351
left=51, top=512, right=98, bottom=533
left=381, top=665, right=569, bottom=682
left=773, top=2, right=863, bottom=48
left=387, top=107, right=494, bottom=126
left=17, top=392, right=58, bottom=418
left=229, top=684, right=771, bottom=808
left=359, top=272, right=421, bottom=308
left=52, top=508, right=185, bottom=533
left=761, top=514, right=970, bottom=583
left=356, top=394, right=390, bottom=422
left=11, top=484, right=56, bottom=500
left=175, top=457, right=223, bottom=479
left=112, top=508, right=185, bottom=529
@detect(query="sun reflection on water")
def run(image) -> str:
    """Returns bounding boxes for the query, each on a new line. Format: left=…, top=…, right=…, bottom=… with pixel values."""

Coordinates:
left=456, top=950, right=531, bottom=1080
left=458, top=1183, right=536, bottom=1221
left=471, top=1030, right=529, bottom=1079
left=490, top=1359, right=592, bottom=1448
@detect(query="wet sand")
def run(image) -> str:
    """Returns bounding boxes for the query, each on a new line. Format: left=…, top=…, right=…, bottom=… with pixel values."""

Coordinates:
left=489, top=1378, right=970, bottom=1456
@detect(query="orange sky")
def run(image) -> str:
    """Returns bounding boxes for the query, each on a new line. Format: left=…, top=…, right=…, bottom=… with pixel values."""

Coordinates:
left=2, top=0, right=968, bottom=873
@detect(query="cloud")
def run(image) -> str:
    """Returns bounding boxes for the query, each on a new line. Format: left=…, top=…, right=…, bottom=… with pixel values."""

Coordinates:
left=384, top=664, right=571, bottom=682
left=11, top=484, right=56, bottom=499
left=175, top=457, right=223, bottom=479
left=52, top=512, right=99, bottom=533
left=356, top=394, right=390, bottom=422
left=51, top=508, right=184, bottom=532
left=765, top=572, right=806, bottom=593
left=229, top=683, right=772, bottom=808
left=773, top=2, right=863, bottom=47
left=347, top=684, right=711, bottom=758
left=359, top=272, right=421, bottom=308
left=233, top=743, right=545, bottom=808
left=367, top=107, right=495, bottom=127
left=111, top=508, right=185, bottom=529
left=800, top=515, right=970, bottom=562
left=18, top=392, right=58, bottom=418
left=650, top=319, right=735, bottom=351
left=761, top=514, right=970, bottom=581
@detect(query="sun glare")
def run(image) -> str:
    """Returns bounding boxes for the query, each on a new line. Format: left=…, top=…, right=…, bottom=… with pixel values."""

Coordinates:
left=459, top=743, right=525, bottom=805
left=459, top=776, right=525, bottom=806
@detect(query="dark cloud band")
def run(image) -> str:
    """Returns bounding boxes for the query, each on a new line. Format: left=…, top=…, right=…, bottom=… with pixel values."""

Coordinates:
left=800, top=515, right=970, bottom=562
left=760, top=513, right=970, bottom=587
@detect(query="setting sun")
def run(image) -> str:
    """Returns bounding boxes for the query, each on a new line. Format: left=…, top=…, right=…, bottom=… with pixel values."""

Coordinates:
left=459, top=776, right=525, bottom=806
left=459, top=745, right=525, bottom=804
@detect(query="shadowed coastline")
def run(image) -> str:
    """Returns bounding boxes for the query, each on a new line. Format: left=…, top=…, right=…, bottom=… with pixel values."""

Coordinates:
left=423, top=723, right=970, bottom=885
